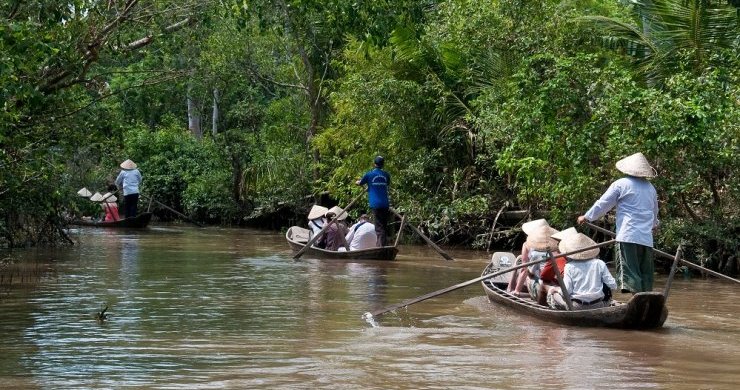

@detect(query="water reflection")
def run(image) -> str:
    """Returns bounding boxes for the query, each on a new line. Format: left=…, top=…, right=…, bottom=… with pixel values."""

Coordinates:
left=0, top=227, right=738, bottom=389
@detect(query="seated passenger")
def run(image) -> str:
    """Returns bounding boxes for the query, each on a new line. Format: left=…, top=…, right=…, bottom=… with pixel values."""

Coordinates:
left=339, top=214, right=376, bottom=251
left=507, top=219, right=551, bottom=297
left=520, top=225, right=560, bottom=302
left=324, top=206, right=350, bottom=251
left=533, top=227, right=577, bottom=305
left=89, top=192, right=105, bottom=221
left=547, top=233, right=617, bottom=310
left=101, top=192, right=121, bottom=222
left=307, top=205, right=329, bottom=248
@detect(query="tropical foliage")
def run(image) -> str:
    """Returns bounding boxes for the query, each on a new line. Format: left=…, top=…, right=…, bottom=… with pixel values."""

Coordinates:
left=1, top=0, right=738, bottom=275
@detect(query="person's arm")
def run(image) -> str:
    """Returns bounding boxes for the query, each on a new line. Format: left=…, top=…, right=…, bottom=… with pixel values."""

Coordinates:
left=652, top=188, right=659, bottom=229
left=345, top=224, right=356, bottom=247
left=356, top=172, right=368, bottom=186
left=115, top=171, right=124, bottom=189
left=563, top=266, right=574, bottom=294
left=600, top=261, right=618, bottom=290
left=520, top=242, right=530, bottom=264
left=578, top=182, right=621, bottom=224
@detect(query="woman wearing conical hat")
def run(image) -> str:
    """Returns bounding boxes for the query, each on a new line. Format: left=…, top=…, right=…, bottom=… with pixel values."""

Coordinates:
left=506, top=219, right=555, bottom=298
left=307, top=205, right=329, bottom=249
left=547, top=233, right=618, bottom=310
left=323, top=206, right=350, bottom=251
left=100, top=192, right=121, bottom=222
left=115, top=159, right=142, bottom=219
left=577, top=152, right=658, bottom=293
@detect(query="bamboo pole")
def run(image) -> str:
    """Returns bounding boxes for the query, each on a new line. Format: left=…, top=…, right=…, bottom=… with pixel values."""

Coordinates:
left=583, top=222, right=740, bottom=285
left=293, top=191, right=364, bottom=259
left=390, top=209, right=454, bottom=261
left=364, top=239, right=617, bottom=319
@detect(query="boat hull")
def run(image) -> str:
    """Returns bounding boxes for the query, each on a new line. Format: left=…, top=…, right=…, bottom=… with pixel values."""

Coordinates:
left=286, top=226, right=398, bottom=260
left=481, top=261, right=667, bottom=329
left=69, top=212, right=153, bottom=229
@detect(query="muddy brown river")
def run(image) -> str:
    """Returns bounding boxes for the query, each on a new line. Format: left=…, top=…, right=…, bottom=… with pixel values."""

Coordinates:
left=1, top=226, right=738, bottom=389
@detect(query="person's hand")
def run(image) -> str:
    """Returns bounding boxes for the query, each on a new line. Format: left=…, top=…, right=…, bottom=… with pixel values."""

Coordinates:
left=577, top=215, right=587, bottom=225
left=355, top=180, right=361, bottom=186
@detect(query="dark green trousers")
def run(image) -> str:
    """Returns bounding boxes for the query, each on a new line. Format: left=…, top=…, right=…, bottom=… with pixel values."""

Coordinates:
left=616, top=242, right=654, bottom=293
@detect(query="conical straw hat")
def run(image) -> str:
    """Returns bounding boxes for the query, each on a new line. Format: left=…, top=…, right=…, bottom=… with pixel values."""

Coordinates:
left=90, top=192, right=103, bottom=202
left=77, top=187, right=92, bottom=197
left=558, top=233, right=600, bottom=260
left=120, top=159, right=137, bottom=170
left=522, top=219, right=549, bottom=235
left=102, top=192, right=117, bottom=203
left=552, top=227, right=577, bottom=241
left=525, top=225, right=559, bottom=251
left=615, top=152, right=656, bottom=178
left=307, top=205, right=329, bottom=220
left=328, top=206, right=347, bottom=220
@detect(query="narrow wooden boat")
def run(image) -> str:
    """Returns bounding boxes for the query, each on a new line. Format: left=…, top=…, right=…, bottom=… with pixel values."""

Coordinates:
left=286, top=226, right=398, bottom=260
left=480, top=253, right=668, bottom=329
left=69, top=212, right=153, bottom=229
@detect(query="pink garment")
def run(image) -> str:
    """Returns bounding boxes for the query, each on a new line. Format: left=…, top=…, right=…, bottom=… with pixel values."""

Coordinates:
left=103, top=203, right=120, bottom=222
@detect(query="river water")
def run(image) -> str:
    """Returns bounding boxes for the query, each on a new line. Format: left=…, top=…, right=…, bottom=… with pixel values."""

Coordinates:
left=0, top=226, right=738, bottom=389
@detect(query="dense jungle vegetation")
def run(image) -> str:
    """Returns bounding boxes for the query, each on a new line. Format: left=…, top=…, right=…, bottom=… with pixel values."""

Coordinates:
left=1, top=1, right=738, bottom=274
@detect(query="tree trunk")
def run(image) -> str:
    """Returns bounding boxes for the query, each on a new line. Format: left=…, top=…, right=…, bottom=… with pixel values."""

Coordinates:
left=187, top=83, right=202, bottom=139
left=212, top=88, right=219, bottom=136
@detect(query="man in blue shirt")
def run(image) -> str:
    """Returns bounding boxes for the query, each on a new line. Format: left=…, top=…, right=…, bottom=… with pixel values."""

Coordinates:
left=357, top=156, right=391, bottom=247
left=577, top=152, right=658, bottom=293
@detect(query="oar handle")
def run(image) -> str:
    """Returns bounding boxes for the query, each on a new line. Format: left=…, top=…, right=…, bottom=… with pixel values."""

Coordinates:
left=293, top=190, right=365, bottom=260
left=583, top=221, right=740, bottom=285
left=141, top=194, right=204, bottom=227
left=390, top=208, right=454, bottom=261
left=364, top=239, right=617, bottom=319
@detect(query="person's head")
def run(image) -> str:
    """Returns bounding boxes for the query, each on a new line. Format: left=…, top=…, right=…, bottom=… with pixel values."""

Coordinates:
left=102, top=193, right=117, bottom=203
left=327, top=206, right=347, bottom=221
left=525, top=225, right=559, bottom=252
left=308, top=205, right=329, bottom=221
left=120, top=159, right=137, bottom=170
left=615, top=152, right=656, bottom=179
left=373, top=155, right=384, bottom=168
left=77, top=187, right=92, bottom=198
left=359, top=213, right=369, bottom=221
left=551, top=227, right=577, bottom=242
left=521, top=219, right=549, bottom=236
left=558, top=233, right=600, bottom=261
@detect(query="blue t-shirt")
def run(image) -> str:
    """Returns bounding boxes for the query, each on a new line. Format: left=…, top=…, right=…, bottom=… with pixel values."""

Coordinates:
left=359, top=168, right=391, bottom=209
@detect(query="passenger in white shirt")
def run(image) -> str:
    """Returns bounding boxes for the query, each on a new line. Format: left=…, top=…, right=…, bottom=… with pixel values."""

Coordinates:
left=339, top=214, right=377, bottom=251
left=548, top=233, right=617, bottom=310
left=307, top=205, right=329, bottom=248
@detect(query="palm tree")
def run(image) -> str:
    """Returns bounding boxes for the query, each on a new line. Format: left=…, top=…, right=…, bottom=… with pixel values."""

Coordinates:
left=584, top=0, right=738, bottom=83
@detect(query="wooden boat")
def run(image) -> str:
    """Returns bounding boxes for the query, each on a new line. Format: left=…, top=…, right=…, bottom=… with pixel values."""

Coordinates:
left=480, top=253, right=668, bottom=329
left=286, top=226, right=398, bottom=260
left=69, top=212, right=153, bottom=229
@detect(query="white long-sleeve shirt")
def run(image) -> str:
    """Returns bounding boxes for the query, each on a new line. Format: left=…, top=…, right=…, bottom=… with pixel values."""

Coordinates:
left=115, top=169, right=142, bottom=196
left=563, top=259, right=618, bottom=303
left=584, top=176, right=658, bottom=247
left=345, top=221, right=377, bottom=251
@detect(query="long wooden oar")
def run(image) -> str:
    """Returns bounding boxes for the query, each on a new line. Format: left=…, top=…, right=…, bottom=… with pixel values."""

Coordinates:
left=583, top=222, right=740, bottom=285
left=390, top=208, right=454, bottom=261
left=293, top=190, right=365, bottom=260
left=140, top=194, right=204, bottom=227
left=363, top=239, right=617, bottom=319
